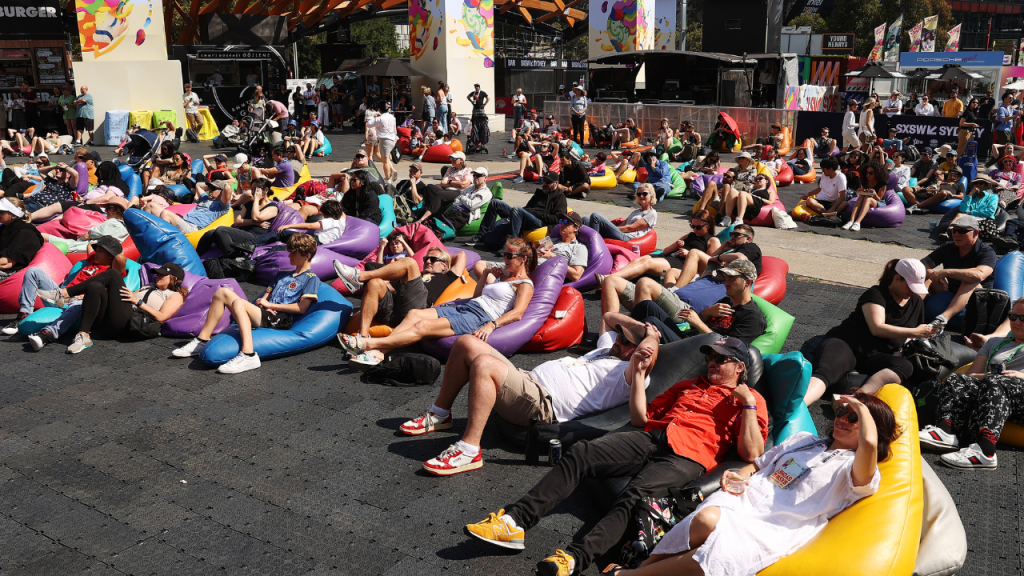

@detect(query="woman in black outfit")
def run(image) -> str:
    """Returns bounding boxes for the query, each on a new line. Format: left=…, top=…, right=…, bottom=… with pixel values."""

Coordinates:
left=596, top=209, right=721, bottom=284
left=196, top=178, right=279, bottom=256
left=958, top=98, right=980, bottom=156
left=805, top=258, right=939, bottom=405
left=41, top=257, right=188, bottom=354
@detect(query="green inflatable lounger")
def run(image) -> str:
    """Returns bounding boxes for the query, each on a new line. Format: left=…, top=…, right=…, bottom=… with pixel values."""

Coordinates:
left=666, top=169, right=687, bottom=199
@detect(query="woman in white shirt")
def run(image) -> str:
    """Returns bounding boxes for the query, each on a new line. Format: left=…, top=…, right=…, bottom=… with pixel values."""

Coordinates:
left=604, top=393, right=900, bottom=576
left=859, top=98, right=877, bottom=150
left=511, top=88, right=527, bottom=135
left=582, top=183, right=657, bottom=241
left=341, top=238, right=537, bottom=368
left=299, top=121, right=326, bottom=156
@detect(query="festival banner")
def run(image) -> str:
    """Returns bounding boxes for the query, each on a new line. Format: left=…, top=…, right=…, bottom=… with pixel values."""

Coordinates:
left=884, top=16, right=902, bottom=62
left=945, top=23, right=961, bottom=52
left=869, top=23, right=886, bottom=62
left=1018, top=39, right=1024, bottom=65
left=909, top=21, right=923, bottom=52
left=921, top=15, right=938, bottom=52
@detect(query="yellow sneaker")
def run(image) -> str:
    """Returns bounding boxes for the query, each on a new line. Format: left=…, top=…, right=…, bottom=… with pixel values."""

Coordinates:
left=464, top=509, right=525, bottom=550
left=537, top=550, right=576, bottom=576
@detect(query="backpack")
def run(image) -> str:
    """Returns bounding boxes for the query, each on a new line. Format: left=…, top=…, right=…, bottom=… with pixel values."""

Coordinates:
left=186, top=128, right=199, bottom=143
left=393, top=194, right=417, bottom=224
left=806, top=214, right=844, bottom=228
left=678, top=143, right=698, bottom=162
left=904, top=144, right=921, bottom=162
left=126, top=288, right=164, bottom=339
left=619, top=489, right=705, bottom=568
left=962, top=288, right=1011, bottom=338
left=360, top=352, right=441, bottom=387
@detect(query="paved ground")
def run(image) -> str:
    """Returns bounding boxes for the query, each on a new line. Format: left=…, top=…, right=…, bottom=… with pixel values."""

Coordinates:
left=1, top=123, right=1020, bottom=575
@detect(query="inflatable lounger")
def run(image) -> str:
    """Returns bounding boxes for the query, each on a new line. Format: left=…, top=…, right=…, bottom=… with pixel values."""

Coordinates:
left=17, top=259, right=143, bottom=335
left=0, top=244, right=73, bottom=314
left=123, top=208, right=205, bottom=277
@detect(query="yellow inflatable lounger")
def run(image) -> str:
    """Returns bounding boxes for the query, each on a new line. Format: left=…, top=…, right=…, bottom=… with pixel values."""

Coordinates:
left=270, top=164, right=313, bottom=201
left=590, top=168, right=617, bottom=189
left=760, top=383, right=922, bottom=576
left=617, top=169, right=637, bottom=185
left=791, top=196, right=821, bottom=221
left=185, top=210, right=234, bottom=248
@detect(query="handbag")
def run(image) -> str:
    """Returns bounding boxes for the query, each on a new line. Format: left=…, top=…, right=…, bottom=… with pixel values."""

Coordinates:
left=126, top=288, right=163, bottom=339
left=360, top=352, right=441, bottom=387
left=619, top=488, right=705, bottom=568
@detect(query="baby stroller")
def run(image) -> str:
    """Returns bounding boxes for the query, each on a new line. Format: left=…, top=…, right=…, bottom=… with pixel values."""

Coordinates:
left=125, top=129, right=160, bottom=173
left=237, top=113, right=272, bottom=157
left=466, top=113, right=489, bottom=155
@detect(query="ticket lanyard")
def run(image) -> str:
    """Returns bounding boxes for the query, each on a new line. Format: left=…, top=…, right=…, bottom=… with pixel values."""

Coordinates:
left=984, top=338, right=1024, bottom=372
left=777, top=448, right=843, bottom=489
left=769, top=439, right=841, bottom=489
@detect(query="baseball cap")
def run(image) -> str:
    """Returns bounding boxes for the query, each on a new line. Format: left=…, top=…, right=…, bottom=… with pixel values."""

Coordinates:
left=717, top=259, right=758, bottom=281
left=595, top=152, right=607, bottom=163
left=953, top=215, right=981, bottom=231
left=559, top=212, right=583, bottom=227
left=922, top=147, right=934, bottom=154
left=895, top=258, right=928, bottom=296
left=449, top=151, right=466, bottom=161
left=208, top=180, right=229, bottom=190
left=147, top=177, right=164, bottom=190
left=0, top=197, right=24, bottom=218
left=153, top=262, right=185, bottom=281
left=614, top=323, right=647, bottom=346
left=559, top=84, right=565, bottom=90
left=546, top=115, right=554, bottom=120
left=543, top=171, right=560, bottom=183
left=289, top=119, right=297, bottom=126
left=700, top=336, right=750, bottom=366
left=214, top=154, right=228, bottom=163
left=88, top=151, right=101, bottom=163
left=91, top=235, right=122, bottom=258
left=471, top=167, right=488, bottom=177
left=233, top=153, right=248, bottom=168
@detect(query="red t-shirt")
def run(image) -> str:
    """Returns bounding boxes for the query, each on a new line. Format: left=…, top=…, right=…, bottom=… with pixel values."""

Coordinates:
left=644, top=375, right=769, bottom=471
left=66, top=263, right=110, bottom=288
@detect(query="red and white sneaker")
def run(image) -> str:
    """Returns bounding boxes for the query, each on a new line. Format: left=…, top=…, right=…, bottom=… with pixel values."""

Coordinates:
left=400, top=409, right=453, bottom=436
left=423, top=443, right=482, bottom=476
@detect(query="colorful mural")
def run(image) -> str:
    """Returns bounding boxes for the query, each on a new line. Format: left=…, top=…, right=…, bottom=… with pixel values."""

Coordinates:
left=653, top=0, right=675, bottom=51
left=76, top=0, right=166, bottom=61
left=454, top=0, right=494, bottom=68
left=589, top=0, right=654, bottom=58
left=410, top=0, right=440, bottom=62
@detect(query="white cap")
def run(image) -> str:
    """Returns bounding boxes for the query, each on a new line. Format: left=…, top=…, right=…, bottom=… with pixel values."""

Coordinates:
left=559, top=84, right=565, bottom=89
left=895, top=258, right=928, bottom=296
left=233, top=153, right=248, bottom=168
left=472, top=167, right=488, bottom=177
left=147, top=177, right=164, bottom=190
left=0, top=197, right=24, bottom=218
left=449, top=151, right=466, bottom=161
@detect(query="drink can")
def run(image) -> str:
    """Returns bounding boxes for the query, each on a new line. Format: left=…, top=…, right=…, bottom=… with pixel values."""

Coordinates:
left=801, top=213, right=811, bottom=222
left=632, top=245, right=641, bottom=256
left=548, top=439, right=562, bottom=465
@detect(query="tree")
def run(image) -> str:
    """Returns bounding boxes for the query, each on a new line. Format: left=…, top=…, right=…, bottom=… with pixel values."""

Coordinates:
left=296, top=33, right=325, bottom=79
left=351, top=19, right=402, bottom=59
left=686, top=21, right=702, bottom=52
left=825, top=0, right=884, bottom=57
left=787, top=12, right=829, bottom=33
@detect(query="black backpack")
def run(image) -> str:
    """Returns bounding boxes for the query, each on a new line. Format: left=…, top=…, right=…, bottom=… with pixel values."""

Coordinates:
left=186, top=128, right=200, bottom=143
left=360, top=352, right=441, bottom=387
left=678, top=143, right=698, bottom=162
left=962, top=288, right=1011, bottom=338
left=904, top=144, right=921, bottom=162
left=619, top=488, right=705, bottom=568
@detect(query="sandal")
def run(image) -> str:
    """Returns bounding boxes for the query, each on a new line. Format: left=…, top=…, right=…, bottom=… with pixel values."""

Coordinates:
left=349, top=351, right=383, bottom=371
left=602, top=565, right=625, bottom=575
left=336, top=333, right=366, bottom=354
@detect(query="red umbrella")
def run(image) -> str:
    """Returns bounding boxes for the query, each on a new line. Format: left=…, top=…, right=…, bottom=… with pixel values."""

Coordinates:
left=718, top=112, right=739, bottom=136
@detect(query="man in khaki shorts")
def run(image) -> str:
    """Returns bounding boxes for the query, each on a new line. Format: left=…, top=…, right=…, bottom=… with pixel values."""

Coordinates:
left=400, top=320, right=662, bottom=476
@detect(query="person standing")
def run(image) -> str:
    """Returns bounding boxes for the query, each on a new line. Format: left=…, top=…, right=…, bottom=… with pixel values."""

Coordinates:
left=19, top=81, right=37, bottom=136
left=436, top=81, right=449, bottom=133
left=302, top=83, right=317, bottom=121
left=292, top=87, right=305, bottom=124
left=58, top=85, right=76, bottom=137
left=511, top=88, right=527, bottom=137
left=569, top=85, right=588, bottom=146
left=943, top=88, right=964, bottom=118
left=183, top=83, right=204, bottom=135
left=73, top=85, right=94, bottom=145
left=842, top=100, right=861, bottom=151
left=369, top=102, right=397, bottom=182
left=467, top=82, right=489, bottom=117
left=958, top=97, right=981, bottom=156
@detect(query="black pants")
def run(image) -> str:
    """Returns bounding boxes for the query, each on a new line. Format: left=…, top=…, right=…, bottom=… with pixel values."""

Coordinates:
left=505, top=430, right=704, bottom=572
left=421, top=184, right=461, bottom=218
left=811, top=337, right=914, bottom=387
left=196, top=226, right=259, bottom=256
left=571, top=114, right=586, bottom=145
left=631, top=300, right=691, bottom=343
left=66, top=269, right=133, bottom=335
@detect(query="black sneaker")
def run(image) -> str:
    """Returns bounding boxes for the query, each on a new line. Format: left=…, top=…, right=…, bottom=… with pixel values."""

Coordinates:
left=1, top=313, right=27, bottom=336
left=229, top=241, right=256, bottom=257
left=28, top=329, right=56, bottom=351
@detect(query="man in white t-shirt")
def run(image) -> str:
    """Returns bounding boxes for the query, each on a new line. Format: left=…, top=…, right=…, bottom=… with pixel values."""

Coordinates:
left=915, top=94, right=937, bottom=117
left=368, top=102, right=397, bottom=182
left=183, top=83, right=203, bottom=133
left=400, top=318, right=660, bottom=475
left=800, top=157, right=846, bottom=214
left=883, top=91, right=902, bottom=117
left=302, top=83, right=317, bottom=119
left=842, top=100, right=860, bottom=150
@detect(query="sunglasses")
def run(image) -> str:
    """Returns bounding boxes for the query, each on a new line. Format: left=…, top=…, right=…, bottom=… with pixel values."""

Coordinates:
left=503, top=251, right=524, bottom=260
left=724, top=174, right=736, bottom=180
left=692, top=220, right=708, bottom=228
left=423, top=256, right=445, bottom=265
left=835, top=405, right=859, bottom=424
left=706, top=353, right=737, bottom=365
left=950, top=227, right=973, bottom=235
left=1009, top=313, right=1024, bottom=322
left=730, top=232, right=751, bottom=239
left=558, top=218, right=578, bottom=226
left=636, top=192, right=650, bottom=198
left=355, top=154, right=367, bottom=159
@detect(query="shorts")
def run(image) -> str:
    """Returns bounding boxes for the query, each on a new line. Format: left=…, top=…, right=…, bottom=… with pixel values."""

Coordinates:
left=487, top=348, right=556, bottom=425
left=375, top=278, right=429, bottom=327
left=435, top=300, right=493, bottom=335
left=332, top=103, right=343, bottom=114
left=380, top=138, right=396, bottom=161
left=618, top=280, right=692, bottom=318
left=742, top=196, right=767, bottom=221
left=817, top=199, right=835, bottom=211
left=258, top=310, right=293, bottom=329
left=172, top=219, right=201, bottom=234
left=76, top=117, right=94, bottom=131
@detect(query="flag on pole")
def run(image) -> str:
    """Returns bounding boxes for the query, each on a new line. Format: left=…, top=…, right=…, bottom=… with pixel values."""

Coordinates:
left=945, top=23, right=961, bottom=51
left=922, top=15, right=938, bottom=52
left=909, top=21, right=924, bottom=52
left=869, top=23, right=886, bottom=61
left=884, top=16, right=902, bottom=62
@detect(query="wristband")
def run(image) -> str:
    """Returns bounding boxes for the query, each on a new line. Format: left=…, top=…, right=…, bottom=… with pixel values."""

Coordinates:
left=743, top=404, right=758, bottom=410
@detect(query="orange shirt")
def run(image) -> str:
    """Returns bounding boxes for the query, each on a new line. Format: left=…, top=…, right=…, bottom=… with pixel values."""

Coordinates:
left=644, top=375, right=769, bottom=471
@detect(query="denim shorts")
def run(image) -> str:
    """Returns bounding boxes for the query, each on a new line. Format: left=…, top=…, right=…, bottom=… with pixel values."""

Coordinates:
left=435, top=300, right=493, bottom=335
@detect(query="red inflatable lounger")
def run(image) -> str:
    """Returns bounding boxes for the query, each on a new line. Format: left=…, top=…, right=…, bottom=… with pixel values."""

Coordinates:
left=752, top=255, right=788, bottom=305
left=521, top=286, right=586, bottom=352
left=0, top=243, right=73, bottom=313
left=605, top=229, right=657, bottom=256
left=775, top=163, right=794, bottom=187
left=421, top=143, right=455, bottom=163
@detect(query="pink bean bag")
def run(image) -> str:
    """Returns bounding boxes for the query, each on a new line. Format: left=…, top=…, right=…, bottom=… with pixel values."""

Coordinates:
left=605, top=229, right=658, bottom=256
left=744, top=199, right=787, bottom=227
left=37, top=207, right=108, bottom=239
left=775, top=163, right=794, bottom=187
left=421, top=143, right=455, bottom=163
left=752, top=256, right=788, bottom=306
left=608, top=243, right=639, bottom=273
left=0, top=244, right=72, bottom=313
left=165, top=204, right=195, bottom=217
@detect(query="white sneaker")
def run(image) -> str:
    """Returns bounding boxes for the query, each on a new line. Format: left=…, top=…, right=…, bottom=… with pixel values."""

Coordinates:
left=719, top=216, right=732, bottom=227
left=332, top=261, right=363, bottom=292
left=841, top=221, right=854, bottom=230
left=400, top=409, right=454, bottom=436
left=218, top=351, right=261, bottom=374
left=940, top=443, right=997, bottom=470
left=919, top=425, right=959, bottom=452
left=172, top=337, right=207, bottom=358
left=423, top=443, right=483, bottom=475
left=850, top=222, right=861, bottom=231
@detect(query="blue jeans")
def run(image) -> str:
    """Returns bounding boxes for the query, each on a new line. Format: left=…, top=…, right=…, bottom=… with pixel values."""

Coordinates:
left=437, top=105, right=449, bottom=132
left=478, top=199, right=542, bottom=239
left=42, top=301, right=83, bottom=337
left=633, top=181, right=671, bottom=202
left=19, top=266, right=59, bottom=314
left=882, top=139, right=903, bottom=150
left=787, top=160, right=809, bottom=175
left=583, top=212, right=631, bottom=241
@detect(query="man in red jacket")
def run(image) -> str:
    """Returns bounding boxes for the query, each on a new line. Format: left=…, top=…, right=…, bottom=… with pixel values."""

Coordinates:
left=463, top=336, right=769, bottom=576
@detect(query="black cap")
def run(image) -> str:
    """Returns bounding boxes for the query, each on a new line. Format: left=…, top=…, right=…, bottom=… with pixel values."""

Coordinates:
left=700, top=336, right=750, bottom=366
left=153, top=262, right=185, bottom=281
left=614, top=323, right=648, bottom=346
left=559, top=212, right=583, bottom=227
left=214, top=154, right=228, bottom=163
left=543, top=171, right=560, bottom=183
left=91, top=235, right=122, bottom=257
